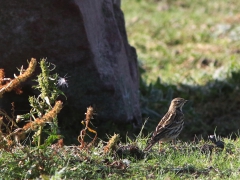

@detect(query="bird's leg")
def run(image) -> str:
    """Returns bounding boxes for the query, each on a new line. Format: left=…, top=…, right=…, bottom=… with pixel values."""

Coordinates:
left=172, top=139, right=176, bottom=145
left=172, top=139, right=178, bottom=150
left=158, top=141, right=164, bottom=153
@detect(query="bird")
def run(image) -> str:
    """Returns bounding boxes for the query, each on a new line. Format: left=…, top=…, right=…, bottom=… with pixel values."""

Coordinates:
left=144, top=97, right=188, bottom=152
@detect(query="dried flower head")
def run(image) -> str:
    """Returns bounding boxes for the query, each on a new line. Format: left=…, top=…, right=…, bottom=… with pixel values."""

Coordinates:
left=57, top=74, right=69, bottom=88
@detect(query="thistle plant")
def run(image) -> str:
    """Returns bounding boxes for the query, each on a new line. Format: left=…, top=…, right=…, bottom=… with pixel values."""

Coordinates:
left=0, top=58, right=37, bottom=98
left=20, top=58, right=65, bottom=147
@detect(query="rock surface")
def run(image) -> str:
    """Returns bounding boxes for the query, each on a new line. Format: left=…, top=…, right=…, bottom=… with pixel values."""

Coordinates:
left=0, top=0, right=141, bottom=138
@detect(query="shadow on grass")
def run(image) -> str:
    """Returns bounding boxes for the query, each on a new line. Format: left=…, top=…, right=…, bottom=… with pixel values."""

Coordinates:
left=140, top=67, right=240, bottom=141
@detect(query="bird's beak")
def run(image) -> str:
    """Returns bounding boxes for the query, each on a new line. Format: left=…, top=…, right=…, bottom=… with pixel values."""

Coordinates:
left=184, top=100, right=188, bottom=103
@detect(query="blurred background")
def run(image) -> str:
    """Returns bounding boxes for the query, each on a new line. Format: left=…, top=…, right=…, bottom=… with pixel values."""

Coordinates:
left=122, top=0, right=240, bottom=140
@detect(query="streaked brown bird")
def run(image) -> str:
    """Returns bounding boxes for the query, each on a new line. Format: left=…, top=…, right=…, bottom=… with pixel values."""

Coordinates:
left=144, top=97, right=188, bottom=152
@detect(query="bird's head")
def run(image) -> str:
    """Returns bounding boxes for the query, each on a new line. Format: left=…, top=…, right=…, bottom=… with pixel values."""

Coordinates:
left=169, top=97, right=188, bottom=112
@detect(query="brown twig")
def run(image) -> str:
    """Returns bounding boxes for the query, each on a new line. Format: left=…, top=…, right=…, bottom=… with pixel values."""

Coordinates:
left=78, top=106, right=97, bottom=149
left=0, top=109, right=19, bottom=133
left=0, top=58, right=37, bottom=98
left=22, top=101, right=63, bottom=132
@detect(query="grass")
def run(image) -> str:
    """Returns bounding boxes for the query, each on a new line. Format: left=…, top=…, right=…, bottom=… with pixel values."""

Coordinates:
left=122, top=0, right=240, bottom=139
left=1, top=134, right=240, bottom=179
left=1, top=0, right=240, bottom=179
left=122, top=0, right=240, bottom=85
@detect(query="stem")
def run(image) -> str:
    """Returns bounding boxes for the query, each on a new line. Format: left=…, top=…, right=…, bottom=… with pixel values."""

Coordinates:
left=37, top=126, right=43, bottom=147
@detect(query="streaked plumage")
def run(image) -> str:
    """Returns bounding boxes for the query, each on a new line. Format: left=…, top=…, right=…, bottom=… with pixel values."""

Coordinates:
left=144, top=97, right=187, bottom=152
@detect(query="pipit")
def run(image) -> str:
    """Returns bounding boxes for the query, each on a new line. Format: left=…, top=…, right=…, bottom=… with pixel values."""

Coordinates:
left=144, top=97, right=188, bottom=152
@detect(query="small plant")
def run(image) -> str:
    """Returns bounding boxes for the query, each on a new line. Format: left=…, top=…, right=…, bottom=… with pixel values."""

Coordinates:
left=78, top=106, right=97, bottom=149
left=17, top=58, right=65, bottom=147
left=0, top=58, right=37, bottom=98
left=103, top=133, right=120, bottom=153
left=0, top=58, right=66, bottom=149
left=0, top=58, right=37, bottom=147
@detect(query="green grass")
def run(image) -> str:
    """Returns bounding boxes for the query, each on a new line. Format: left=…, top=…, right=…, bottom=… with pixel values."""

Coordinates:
left=122, top=0, right=240, bottom=84
left=1, top=1, right=240, bottom=179
left=122, top=0, right=240, bottom=139
left=1, top=135, right=240, bottom=179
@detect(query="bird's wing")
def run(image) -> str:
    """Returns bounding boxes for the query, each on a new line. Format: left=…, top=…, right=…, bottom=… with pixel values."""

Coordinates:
left=151, top=111, right=177, bottom=140
left=156, top=111, right=176, bottom=131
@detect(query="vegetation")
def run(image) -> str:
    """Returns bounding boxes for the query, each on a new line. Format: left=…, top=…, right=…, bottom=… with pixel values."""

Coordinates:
left=1, top=0, right=240, bottom=179
left=1, top=127, right=240, bottom=179
left=122, top=0, right=240, bottom=139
